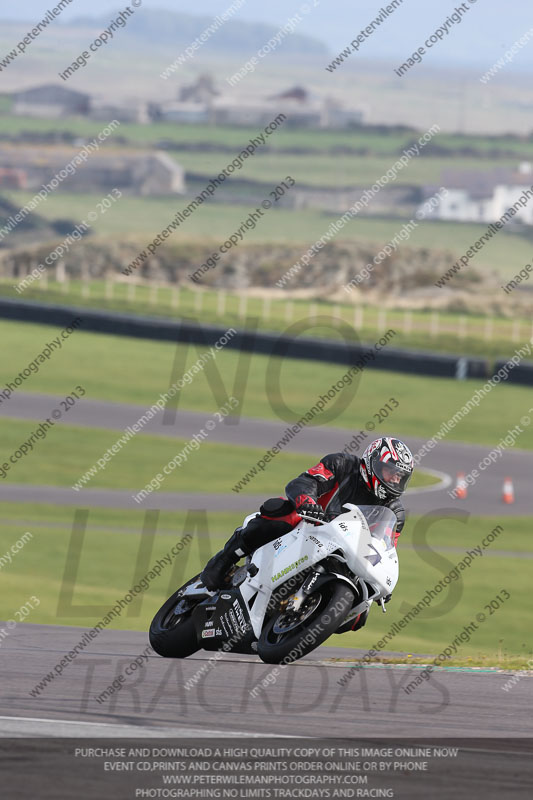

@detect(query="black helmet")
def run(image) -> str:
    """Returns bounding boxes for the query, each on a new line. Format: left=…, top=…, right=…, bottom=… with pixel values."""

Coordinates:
left=360, top=437, right=413, bottom=500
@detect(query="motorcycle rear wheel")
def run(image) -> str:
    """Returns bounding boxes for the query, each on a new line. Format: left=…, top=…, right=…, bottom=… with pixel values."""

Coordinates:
left=257, top=581, right=354, bottom=665
left=149, top=580, right=201, bottom=658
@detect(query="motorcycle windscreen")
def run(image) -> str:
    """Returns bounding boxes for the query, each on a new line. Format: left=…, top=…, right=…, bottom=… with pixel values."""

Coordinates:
left=356, top=505, right=397, bottom=551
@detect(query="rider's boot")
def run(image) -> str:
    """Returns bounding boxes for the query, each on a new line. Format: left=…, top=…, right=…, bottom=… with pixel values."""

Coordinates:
left=200, top=528, right=250, bottom=591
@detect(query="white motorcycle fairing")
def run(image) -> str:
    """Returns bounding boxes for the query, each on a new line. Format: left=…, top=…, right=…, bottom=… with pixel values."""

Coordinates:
left=237, top=503, right=399, bottom=639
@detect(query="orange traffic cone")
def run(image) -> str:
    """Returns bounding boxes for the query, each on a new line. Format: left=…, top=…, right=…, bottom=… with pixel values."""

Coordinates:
left=502, top=477, right=514, bottom=504
left=454, top=472, right=467, bottom=499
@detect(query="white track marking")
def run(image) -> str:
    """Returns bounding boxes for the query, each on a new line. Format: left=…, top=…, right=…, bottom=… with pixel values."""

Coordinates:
left=0, top=715, right=287, bottom=738
left=406, top=467, right=452, bottom=493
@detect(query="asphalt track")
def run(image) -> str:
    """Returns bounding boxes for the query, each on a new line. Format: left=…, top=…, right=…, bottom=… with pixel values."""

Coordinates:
left=2, top=623, right=532, bottom=739
left=2, top=393, right=532, bottom=763
left=1, top=392, right=531, bottom=516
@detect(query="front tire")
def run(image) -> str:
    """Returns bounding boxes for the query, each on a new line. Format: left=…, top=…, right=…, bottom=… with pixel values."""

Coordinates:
left=257, top=581, right=354, bottom=665
left=149, top=582, right=200, bottom=658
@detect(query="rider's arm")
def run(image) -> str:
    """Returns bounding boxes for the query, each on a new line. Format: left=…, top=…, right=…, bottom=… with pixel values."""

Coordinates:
left=285, top=453, right=343, bottom=508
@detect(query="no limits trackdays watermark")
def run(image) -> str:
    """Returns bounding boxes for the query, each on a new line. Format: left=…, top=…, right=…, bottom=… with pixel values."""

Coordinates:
left=29, top=533, right=193, bottom=698
left=231, top=334, right=397, bottom=493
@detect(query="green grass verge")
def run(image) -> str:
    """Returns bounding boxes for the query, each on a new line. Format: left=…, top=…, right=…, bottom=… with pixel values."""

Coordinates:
left=1, top=278, right=529, bottom=361
left=0, top=418, right=437, bottom=494
left=1, top=320, right=532, bottom=451
left=0, top=504, right=530, bottom=660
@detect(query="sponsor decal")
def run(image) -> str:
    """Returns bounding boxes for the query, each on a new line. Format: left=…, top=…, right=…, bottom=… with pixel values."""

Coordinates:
left=205, top=606, right=217, bottom=611
left=220, top=593, right=232, bottom=600
left=308, top=535, right=323, bottom=547
left=220, top=614, right=230, bottom=637
left=304, top=572, right=320, bottom=592
left=271, top=555, right=309, bottom=583
left=386, top=577, right=392, bottom=586
left=201, top=629, right=215, bottom=638
left=232, top=599, right=247, bottom=632
left=338, top=522, right=349, bottom=532
left=228, top=609, right=239, bottom=633
left=273, top=539, right=283, bottom=550
left=204, top=620, right=214, bottom=627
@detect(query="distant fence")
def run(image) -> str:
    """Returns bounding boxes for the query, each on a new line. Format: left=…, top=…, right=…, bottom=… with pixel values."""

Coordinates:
left=0, top=297, right=495, bottom=381
left=6, top=271, right=533, bottom=346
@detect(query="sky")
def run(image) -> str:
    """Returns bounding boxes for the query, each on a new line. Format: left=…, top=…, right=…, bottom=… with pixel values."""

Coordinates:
left=1, top=0, right=532, bottom=71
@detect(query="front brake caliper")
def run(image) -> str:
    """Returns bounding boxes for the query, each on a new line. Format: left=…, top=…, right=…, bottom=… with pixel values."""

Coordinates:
left=286, top=588, right=306, bottom=613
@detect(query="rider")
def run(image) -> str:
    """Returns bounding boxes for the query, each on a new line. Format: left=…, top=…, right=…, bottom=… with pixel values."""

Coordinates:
left=201, top=437, right=414, bottom=591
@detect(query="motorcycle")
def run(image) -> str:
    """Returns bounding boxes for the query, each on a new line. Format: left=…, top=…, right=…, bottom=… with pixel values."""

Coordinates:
left=149, top=504, right=398, bottom=665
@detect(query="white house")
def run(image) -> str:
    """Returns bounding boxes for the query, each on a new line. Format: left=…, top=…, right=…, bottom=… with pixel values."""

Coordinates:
left=420, top=163, right=533, bottom=225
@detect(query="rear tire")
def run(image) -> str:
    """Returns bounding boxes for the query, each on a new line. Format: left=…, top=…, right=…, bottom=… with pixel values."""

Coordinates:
left=149, top=582, right=200, bottom=658
left=257, top=581, right=354, bottom=665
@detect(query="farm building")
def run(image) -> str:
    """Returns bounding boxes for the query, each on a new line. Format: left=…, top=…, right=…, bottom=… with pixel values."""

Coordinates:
left=0, top=145, right=186, bottom=196
left=12, top=85, right=90, bottom=118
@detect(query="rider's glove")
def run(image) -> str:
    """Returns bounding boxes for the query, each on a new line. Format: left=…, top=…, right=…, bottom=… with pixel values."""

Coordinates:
left=294, top=495, right=325, bottom=521
left=387, top=498, right=405, bottom=533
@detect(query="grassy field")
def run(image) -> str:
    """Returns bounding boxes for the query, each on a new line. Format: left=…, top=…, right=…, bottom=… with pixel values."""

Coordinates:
left=0, top=503, right=529, bottom=661
left=167, top=152, right=518, bottom=188
left=0, top=417, right=437, bottom=494
left=3, top=114, right=533, bottom=158
left=4, top=188, right=531, bottom=281
left=2, top=278, right=531, bottom=360
left=1, top=320, right=532, bottom=450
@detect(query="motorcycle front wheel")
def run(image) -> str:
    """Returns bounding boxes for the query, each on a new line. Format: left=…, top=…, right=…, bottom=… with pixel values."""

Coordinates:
left=257, top=581, right=354, bottom=665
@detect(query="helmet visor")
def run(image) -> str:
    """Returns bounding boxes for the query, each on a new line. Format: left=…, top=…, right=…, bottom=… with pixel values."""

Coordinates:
left=372, top=455, right=412, bottom=495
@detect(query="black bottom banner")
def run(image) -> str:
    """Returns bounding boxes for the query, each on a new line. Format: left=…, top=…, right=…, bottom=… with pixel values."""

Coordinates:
left=1, top=738, right=532, bottom=799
